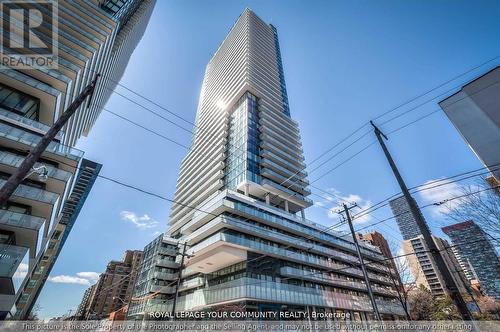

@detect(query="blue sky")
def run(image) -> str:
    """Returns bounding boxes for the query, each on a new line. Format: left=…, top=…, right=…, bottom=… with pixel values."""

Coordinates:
left=36, top=0, right=500, bottom=319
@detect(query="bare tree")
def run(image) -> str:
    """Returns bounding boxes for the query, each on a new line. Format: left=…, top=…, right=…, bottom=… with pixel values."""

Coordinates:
left=386, top=241, right=420, bottom=320
left=443, top=180, right=500, bottom=246
left=27, top=304, right=41, bottom=321
left=407, top=285, right=434, bottom=320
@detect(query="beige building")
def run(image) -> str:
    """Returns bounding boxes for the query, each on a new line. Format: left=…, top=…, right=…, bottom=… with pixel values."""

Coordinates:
left=402, top=235, right=469, bottom=298
left=85, top=250, right=143, bottom=320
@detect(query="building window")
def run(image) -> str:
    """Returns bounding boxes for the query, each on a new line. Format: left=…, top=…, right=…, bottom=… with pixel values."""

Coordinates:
left=225, top=92, right=261, bottom=189
left=0, top=84, right=40, bottom=120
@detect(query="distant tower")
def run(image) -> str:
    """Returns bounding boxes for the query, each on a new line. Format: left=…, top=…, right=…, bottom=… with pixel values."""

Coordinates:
left=442, top=221, right=500, bottom=300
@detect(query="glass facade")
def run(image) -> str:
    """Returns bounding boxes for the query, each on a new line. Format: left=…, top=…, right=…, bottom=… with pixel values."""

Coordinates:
left=225, top=93, right=261, bottom=189
left=0, top=84, right=40, bottom=121
left=145, top=9, right=405, bottom=321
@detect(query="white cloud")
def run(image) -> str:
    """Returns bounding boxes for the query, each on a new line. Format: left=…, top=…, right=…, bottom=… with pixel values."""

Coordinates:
left=418, top=179, right=463, bottom=217
left=48, top=275, right=92, bottom=285
left=76, top=272, right=99, bottom=282
left=314, top=188, right=373, bottom=224
left=48, top=271, right=100, bottom=286
left=120, top=210, right=159, bottom=230
left=13, top=263, right=29, bottom=280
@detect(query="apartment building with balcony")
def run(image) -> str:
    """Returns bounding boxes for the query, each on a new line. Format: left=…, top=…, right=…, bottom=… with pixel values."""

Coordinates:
left=76, top=284, right=96, bottom=320
left=390, top=197, right=470, bottom=298
left=0, top=0, right=155, bottom=319
left=129, top=9, right=405, bottom=320
left=127, top=234, right=180, bottom=318
left=84, top=250, right=143, bottom=320
left=13, top=159, right=101, bottom=319
left=402, top=236, right=469, bottom=299
left=443, top=221, right=500, bottom=300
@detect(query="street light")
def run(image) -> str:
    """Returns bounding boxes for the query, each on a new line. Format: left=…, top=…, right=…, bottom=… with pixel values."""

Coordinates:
left=24, top=165, right=49, bottom=182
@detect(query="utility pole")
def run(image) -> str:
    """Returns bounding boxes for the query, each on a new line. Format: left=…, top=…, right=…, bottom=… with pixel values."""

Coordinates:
left=370, top=121, right=474, bottom=321
left=171, top=241, right=188, bottom=320
left=339, top=203, right=381, bottom=320
left=0, top=74, right=100, bottom=207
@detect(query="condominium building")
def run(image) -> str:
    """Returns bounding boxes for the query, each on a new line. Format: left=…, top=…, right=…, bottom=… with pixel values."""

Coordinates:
left=449, top=245, right=476, bottom=282
left=85, top=250, right=143, bottom=320
left=442, top=220, right=500, bottom=300
left=13, top=159, right=101, bottom=319
left=0, top=0, right=155, bottom=319
left=402, top=236, right=469, bottom=297
left=389, top=196, right=470, bottom=298
left=356, top=232, right=399, bottom=281
left=439, top=66, right=500, bottom=182
left=76, top=284, right=96, bottom=320
left=128, top=234, right=180, bottom=318
left=389, top=196, right=422, bottom=241
left=129, top=9, right=405, bottom=320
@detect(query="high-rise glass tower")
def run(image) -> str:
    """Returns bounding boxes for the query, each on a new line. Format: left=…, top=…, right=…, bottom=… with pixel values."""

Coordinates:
left=129, top=9, right=405, bottom=320
left=442, top=221, right=500, bottom=300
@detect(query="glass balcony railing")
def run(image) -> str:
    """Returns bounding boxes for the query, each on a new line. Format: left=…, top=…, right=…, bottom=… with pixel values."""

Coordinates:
left=0, top=244, right=30, bottom=293
left=261, top=179, right=313, bottom=205
left=226, top=198, right=382, bottom=261
left=179, top=277, right=205, bottom=291
left=0, top=108, right=63, bottom=136
left=0, top=150, right=72, bottom=181
left=156, top=258, right=179, bottom=269
left=152, top=271, right=178, bottom=280
left=280, top=267, right=397, bottom=297
left=0, top=122, right=83, bottom=160
left=158, top=246, right=178, bottom=256
left=0, top=179, right=59, bottom=205
left=0, top=209, right=45, bottom=230
left=261, top=157, right=307, bottom=180
left=149, top=285, right=176, bottom=294
left=189, top=232, right=392, bottom=285
left=162, top=277, right=404, bottom=316
left=261, top=168, right=310, bottom=194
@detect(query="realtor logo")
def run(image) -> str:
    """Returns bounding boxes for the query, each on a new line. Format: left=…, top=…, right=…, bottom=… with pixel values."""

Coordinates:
left=0, top=0, right=58, bottom=69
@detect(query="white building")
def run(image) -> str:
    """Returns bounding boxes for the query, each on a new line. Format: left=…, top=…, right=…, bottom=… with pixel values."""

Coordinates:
left=129, top=9, right=405, bottom=321
left=439, top=66, right=500, bottom=182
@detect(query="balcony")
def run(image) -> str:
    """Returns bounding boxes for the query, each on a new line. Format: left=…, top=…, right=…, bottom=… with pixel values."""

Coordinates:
left=261, top=168, right=310, bottom=195
left=280, top=267, right=398, bottom=297
left=0, top=210, right=45, bottom=259
left=0, top=108, right=64, bottom=140
left=0, top=180, right=59, bottom=206
left=186, top=241, right=247, bottom=274
left=179, top=277, right=205, bottom=291
left=0, top=151, right=72, bottom=181
left=171, top=277, right=405, bottom=316
left=152, top=271, right=178, bottom=280
left=156, top=258, right=179, bottom=269
left=0, top=244, right=30, bottom=296
left=157, top=246, right=178, bottom=257
left=0, top=122, right=83, bottom=161
left=149, top=285, right=176, bottom=294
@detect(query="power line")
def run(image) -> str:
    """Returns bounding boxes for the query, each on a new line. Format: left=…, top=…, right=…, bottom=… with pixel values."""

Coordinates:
left=373, top=54, right=500, bottom=122
left=344, top=185, right=500, bottom=237
left=351, top=163, right=500, bottom=222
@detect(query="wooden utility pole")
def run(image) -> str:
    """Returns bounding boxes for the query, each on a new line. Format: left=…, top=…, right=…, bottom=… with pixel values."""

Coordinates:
left=339, top=203, right=381, bottom=320
left=171, top=241, right=188, bottom=320
left=370, top=120, right=473, bottom=321
left=0, top=74, right=100, bottom=207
